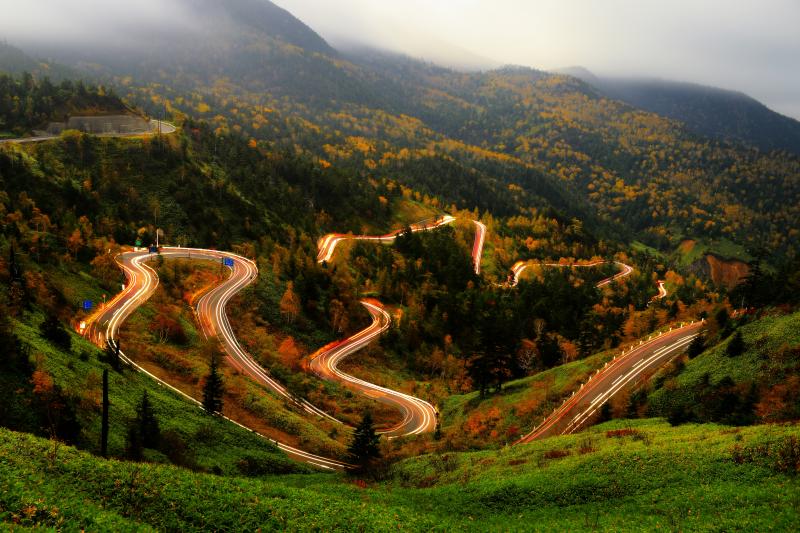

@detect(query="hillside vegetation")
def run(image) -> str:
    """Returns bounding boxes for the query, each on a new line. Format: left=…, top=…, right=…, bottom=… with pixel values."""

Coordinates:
left=1, top=297, right=304, bottom=475
left=592, top=75, right=800, bottom=156
left=2, top=7, right=800, bottom=529
left=2, top=88, right=795, bottom=467
left=4, top=1, right=798, bottom=257
left=439, top=350, right=612, bottom=447
left=111, top=28, right=800, bottom=257
left=645, top=310, right=800, bottom=426
left=0, top=72, right=130, bottom=137
left=116, top=258, right=349, bottom=456
left=2, top=419, right=798, bottom=531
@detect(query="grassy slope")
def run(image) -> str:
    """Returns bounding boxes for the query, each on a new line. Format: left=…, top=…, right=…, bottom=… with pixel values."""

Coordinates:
left=0, top=428, right=433, bottom=531
left=676, top=238, right=751, bottom=267
left=389, top=197, right=440, bottom=227
left=118, top=258, right=347, bottom=457
left=441, top=351, right=611, bottom=446
left=2, top=419, right=799, bottom=531
left=648, top=311, right=800, bottom=413
left=388, top=418, right=800, bottom=531
left=12, top=311, right=303, bottom=475
left=630, top=240, right=663, bottom=258
left=6, top=259, right=311, bottom=475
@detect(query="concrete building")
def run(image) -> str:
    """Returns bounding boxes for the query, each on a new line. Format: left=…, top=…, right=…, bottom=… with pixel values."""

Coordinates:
left=47, top=115, right=151, bottom=135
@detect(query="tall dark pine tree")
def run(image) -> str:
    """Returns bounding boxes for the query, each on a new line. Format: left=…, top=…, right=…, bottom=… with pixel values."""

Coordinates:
left=467, top=351, right=493, bottom=397
left=348, top=411, right=381, bottom=466
left=202, top=354, right=224, bottom=414
left=126, top=391, right=161, bottom=460
left=737, top=248, right=767, bottom=308
left=726, top=330, right=745, bottom=357
left=687, top=334, right=706, bottom=359
left=468, top=302, right=518, bottom=395
left=135, top=391, right=160, bottom=448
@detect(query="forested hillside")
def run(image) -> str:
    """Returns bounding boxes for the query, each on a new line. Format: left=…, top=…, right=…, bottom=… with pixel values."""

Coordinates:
left=5, top=1, right=800, bottom=265
left=2, top=0, right=799, bottom=458
left=0, top=81, right=358, bottom=461
left=561, top=67, right=800, bottom=156
left=102, top=16, right=800, bottom=259
left=1, top=2, right=800, bottom=530
left=3, top=75, right=762, bottom=460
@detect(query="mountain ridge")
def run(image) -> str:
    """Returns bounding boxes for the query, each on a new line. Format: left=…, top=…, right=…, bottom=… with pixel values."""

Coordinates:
left=1, top=1, right=798, bottom=258
left=560, top=66, right=800, bottom=155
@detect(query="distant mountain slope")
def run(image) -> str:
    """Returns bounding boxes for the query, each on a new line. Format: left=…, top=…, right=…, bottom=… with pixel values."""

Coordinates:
left=0, top=41, right=40, bottom=73
left=561, top=67, right=800, bottom=155
left=0, top=41, right=76, bottom=80
left=2, top=1, right=798, bottom=257
left=191, top=0, right=334, bottom=56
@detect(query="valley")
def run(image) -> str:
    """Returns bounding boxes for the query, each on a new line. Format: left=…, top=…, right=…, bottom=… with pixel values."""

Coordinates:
left=1, top=1, right=799, bottom=531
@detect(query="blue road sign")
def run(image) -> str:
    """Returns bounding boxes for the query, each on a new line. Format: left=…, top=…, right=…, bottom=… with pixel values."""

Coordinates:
left=82, top=300, right=93, bottom=311
left=223, top=257, right=234, bottom=267
left=149, top=246, right=159, bottom=253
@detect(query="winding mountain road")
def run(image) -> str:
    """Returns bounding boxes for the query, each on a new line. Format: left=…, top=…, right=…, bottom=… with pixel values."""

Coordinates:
left=312, top=215, right=481, bottom=438
left=509, top=259, right=634, bottom=287
left=309, top=301, right=438, bottom=438
left=471, top=220, right=487, bottom=275
left=81, top=247, right=349, bottom=470
left=79, top=212, right=686, bottom=469
left=317, top=215, right=456, bottom=263
left=0, top=119, right=176, bottom=145
left=315, top=216, right=674, bottom=442
left=517, top=321, right=702, bottom=443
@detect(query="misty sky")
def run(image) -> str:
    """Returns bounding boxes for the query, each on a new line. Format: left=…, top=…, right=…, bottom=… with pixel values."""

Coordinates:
left=0, top=0, right=798, bottom=119
left=276, top=0, right=800, bottom=120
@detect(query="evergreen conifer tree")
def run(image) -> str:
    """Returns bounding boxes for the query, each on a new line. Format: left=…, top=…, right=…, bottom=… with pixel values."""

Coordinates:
left=348, top=411, right=381, bottom=465
left=202, top=354, right=224, bottom=414
left=726, top=330, right=745, bottom=357
left=687, top=334, right=706, bottom=359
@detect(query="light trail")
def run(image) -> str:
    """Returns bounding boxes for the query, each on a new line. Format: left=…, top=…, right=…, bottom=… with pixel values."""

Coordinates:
left=80, top=247, right=351, bottom=470
left=316, top=215, right=456, bottom=263
left=509, top=259, right=634, bottom=287
left=308, top=301, right=438, bottom=438
left=516, top=321, right=704, bottom=444
left=471, top=220, right=487, bottom=275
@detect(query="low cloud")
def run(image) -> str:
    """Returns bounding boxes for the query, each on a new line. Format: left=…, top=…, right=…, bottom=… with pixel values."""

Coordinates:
left=276, top=0, right=800, bottom=119
left=0, top=0, right=202, bottom=51
left=1, top=0, right=798, bottom=119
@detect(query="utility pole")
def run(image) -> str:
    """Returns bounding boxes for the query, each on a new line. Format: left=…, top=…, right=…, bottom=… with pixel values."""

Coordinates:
left=153, top=200, right=160, bottom=248
left=108, top=339, right=121, bottom=371
left=101, top=369, right=109, bottom=456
